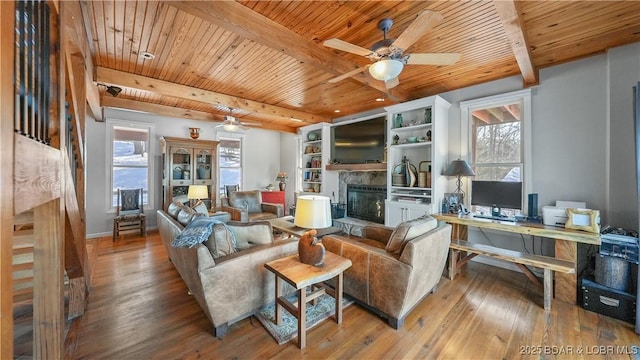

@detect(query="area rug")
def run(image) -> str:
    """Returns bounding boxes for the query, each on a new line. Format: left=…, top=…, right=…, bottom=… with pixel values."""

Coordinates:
left=256, top=292, right=354, bottom=345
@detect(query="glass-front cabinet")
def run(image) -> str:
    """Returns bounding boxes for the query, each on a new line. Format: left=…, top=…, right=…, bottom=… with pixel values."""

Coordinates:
left=384, top=95, right=450, bottom=226
left=161, top=137, right=219, bottom=211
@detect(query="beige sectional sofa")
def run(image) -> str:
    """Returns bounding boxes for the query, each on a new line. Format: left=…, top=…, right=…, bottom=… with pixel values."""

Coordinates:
left=157, top=202, right=297, bottom=338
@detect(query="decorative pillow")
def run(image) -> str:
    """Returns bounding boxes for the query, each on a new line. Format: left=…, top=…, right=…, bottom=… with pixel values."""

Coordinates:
left=229, top=221, right=274, bottom=249
left=385, top=215, right=438, bottom=255
left=172, top=217, right=228, bottom=248
left=172, top=194, right=189, bottom=204
left=177, top=207, right=197, bottom=226
left=193, top=202, right=209, bottom=216
left=204, top=223, right=237, bottom=258
left=167, top=202, right=183, bottom=218
left=229, top=190, right=262, bottom=213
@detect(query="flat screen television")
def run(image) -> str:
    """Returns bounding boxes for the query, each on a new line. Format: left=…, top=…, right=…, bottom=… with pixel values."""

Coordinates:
left=331, top=116, right=386, bottom=164
left=471, top=180, right=523, bottom=210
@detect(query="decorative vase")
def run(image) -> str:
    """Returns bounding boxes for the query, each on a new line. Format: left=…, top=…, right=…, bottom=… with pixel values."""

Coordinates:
left=394, top=113, right=403, bottom=128
left=279, top=181, right=286, bottom=191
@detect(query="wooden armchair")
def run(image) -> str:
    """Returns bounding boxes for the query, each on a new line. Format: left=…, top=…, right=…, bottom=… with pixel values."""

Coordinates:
left=113, top=188, right=146, bottom=241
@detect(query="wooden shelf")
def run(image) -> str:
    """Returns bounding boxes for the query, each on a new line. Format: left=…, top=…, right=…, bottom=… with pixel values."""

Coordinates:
left=325, top=163, right=386, bottom=171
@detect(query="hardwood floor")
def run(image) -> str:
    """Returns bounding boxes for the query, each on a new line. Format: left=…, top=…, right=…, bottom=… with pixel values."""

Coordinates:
left=65, top=232, right=639, bottom=359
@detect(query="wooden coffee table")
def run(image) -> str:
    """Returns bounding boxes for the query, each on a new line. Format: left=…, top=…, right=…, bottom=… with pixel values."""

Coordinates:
left=264, top=252, right=352, bottom=349
left=268, top=215, right=342, bottom=238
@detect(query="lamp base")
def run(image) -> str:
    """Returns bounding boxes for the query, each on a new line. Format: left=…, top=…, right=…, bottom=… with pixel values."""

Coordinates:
left=298, top=230, right=325, bottom=267
left=279, top=181, right=286, bottom=191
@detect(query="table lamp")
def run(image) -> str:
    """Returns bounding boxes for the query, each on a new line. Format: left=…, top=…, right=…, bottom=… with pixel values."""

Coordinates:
left=187, top=184, right=209, bottom=209
left=443, top=159, right=476, bottom=199
left=275, top=171, right=288, bottom=191
left=294, top=195, right=332, bottom=266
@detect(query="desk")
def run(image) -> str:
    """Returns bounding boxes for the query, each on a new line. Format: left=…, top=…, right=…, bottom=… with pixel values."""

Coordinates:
left=264, top=253, right=352, bottom=349
left=433, top=213, right=600, bottom=304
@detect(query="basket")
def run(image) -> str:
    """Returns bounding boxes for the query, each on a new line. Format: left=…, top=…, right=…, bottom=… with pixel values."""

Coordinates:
left=418, top=161, right=432, bottom=188
left=392, top=173, right=406, bottom=187
left=331, top=203, right=346, bottom=219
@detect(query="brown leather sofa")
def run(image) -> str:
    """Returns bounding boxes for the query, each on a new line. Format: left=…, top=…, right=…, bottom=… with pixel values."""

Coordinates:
left=157, top=201, right=297, bottom=338
left=221, top=189, right=284, bottom=222
left=322, top=215, right=451, bottom=329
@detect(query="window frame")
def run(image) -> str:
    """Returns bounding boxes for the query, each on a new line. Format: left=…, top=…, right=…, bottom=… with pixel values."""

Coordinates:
left=106, top=119, right=155, bottom=212
left=459, top=89, right=532, bottom=211
left=216, top=132, right=245, bottom=200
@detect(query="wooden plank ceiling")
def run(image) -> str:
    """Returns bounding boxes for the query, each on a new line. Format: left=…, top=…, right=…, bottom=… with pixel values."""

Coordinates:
left=79, top=1, right=640, bottom=133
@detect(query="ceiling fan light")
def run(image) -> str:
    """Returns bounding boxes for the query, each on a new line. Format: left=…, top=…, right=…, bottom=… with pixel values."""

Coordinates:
left=369, top=59, right=403, bottom=81
left=223, top=123, right=238, bottom=131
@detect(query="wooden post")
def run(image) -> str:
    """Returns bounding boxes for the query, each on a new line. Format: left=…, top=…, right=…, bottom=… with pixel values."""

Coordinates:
left=0, top=2, right=16, bottom=358
left=33, top=199, right=64, bottom=359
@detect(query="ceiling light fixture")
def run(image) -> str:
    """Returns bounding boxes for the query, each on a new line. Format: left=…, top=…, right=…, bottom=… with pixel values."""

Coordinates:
left=223, top=123, right=238, bottom=131
left=368, top=59, right=404, bottom=81
left=375, top=98, right=385, bottom=102
left=140, top=51, right=155, bottom=60
left=334, top=110, right=340, bottom=113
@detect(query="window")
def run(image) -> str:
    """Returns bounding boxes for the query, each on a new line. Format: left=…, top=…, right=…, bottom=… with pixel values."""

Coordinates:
left=460, top=89, right=531, bottom=214
left=107, top=121, right=154, bottom=210
left=218, top=137, right=242, bottom=197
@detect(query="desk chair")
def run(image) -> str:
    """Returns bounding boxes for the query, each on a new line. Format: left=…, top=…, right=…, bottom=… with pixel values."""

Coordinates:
left=113, top=188, right=146, bottom=241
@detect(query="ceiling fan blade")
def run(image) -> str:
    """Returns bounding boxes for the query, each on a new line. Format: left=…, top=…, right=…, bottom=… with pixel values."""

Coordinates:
left=327, top=65, right=370, bottom=84
left=385, top=77, right=400, bottom=90
left=239, top=121, right=263, bottom=127
left=407, top=53, right=461, bottom=65
left=392, top=10, right=443, bottom=52
left=323, top=38, right=372, bottom=57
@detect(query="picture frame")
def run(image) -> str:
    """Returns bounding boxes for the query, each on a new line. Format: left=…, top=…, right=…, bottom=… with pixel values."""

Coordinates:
left=565, top=208, right=600, bottom=233
left=444, top=192, right=464, bottom=214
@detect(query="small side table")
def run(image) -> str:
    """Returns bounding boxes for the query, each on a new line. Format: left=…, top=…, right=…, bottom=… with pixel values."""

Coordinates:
left=264, top=252, right=352, bottom=349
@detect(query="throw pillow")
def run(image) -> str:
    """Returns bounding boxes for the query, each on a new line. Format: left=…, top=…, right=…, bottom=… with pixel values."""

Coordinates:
left=385, top=215, right=438, bottom=255
left=229, top=221, right=274, bottom=248
left=177, top=207, right=197, bottom=226
left=193, top=202, right=209, bottom=216
left=204, top=224, right=237, bottom=258
left=172, top=216, right=228, bottom=248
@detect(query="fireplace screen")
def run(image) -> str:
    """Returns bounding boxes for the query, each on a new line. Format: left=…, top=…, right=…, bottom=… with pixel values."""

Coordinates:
left=347, top=185, right=386, bottom=223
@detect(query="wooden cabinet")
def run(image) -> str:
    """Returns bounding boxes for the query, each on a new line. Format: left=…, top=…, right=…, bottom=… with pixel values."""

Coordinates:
left=299, top=123, right=331, bottom=196
left=261, top=190, right=285, bottom=208
left=384, top=95, right=450, bottom=227
left=160, top=137, right=219, bottom=210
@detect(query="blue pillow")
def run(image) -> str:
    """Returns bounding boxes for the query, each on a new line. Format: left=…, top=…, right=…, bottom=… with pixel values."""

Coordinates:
left=172, top=217, right=226, bottom=248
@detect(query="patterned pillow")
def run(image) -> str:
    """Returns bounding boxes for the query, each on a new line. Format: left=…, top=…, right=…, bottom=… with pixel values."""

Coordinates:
left=120, top=189, right=141, bottom=211
left=172, top=217, right=228, bottom=248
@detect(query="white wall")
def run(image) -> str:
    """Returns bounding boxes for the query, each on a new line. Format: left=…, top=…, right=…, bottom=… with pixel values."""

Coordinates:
left=85, top=108, right=290, bottom=237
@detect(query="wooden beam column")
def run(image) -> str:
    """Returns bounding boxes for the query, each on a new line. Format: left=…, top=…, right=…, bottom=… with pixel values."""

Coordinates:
left=33, top=199, right=64, bottom=359
left=0, top=1, right=15, bottom=358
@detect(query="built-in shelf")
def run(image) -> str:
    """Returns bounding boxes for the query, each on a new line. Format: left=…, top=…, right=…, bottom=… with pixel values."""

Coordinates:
left=325, top=163, right=387, bottom=171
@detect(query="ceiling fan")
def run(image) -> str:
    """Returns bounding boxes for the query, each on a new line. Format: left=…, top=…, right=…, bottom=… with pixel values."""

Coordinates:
left=323, top=10, right=460, bottom=89
left=215, top=108, right=262, bottom=131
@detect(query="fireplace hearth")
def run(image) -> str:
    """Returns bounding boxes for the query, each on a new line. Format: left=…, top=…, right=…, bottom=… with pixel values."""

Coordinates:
left=346, top=185, right=386, bottom=224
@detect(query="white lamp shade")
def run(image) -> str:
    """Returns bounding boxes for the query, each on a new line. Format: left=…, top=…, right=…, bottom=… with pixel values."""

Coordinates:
left=187, top=185, right=208, bottom=200
left=368, top=59, right=404, bottom=81
left=294, top=195, right=332, bottom=229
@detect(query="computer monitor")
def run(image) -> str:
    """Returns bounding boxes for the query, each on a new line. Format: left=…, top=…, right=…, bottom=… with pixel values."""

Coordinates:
left=471, top=180, right=523, bottom=215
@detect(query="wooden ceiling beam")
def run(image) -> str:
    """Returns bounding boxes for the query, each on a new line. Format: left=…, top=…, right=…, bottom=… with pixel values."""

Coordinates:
left=504, top=104, right=521, bottom=121
left=101, top=97, right=297, bottom=134
left=493, top=0, right=538, bottom=87
left=166, top=1, right=409, bottom=102
left=96, top=66, right=326, bottom=125
left=472, top=110, right=491, bottom=124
